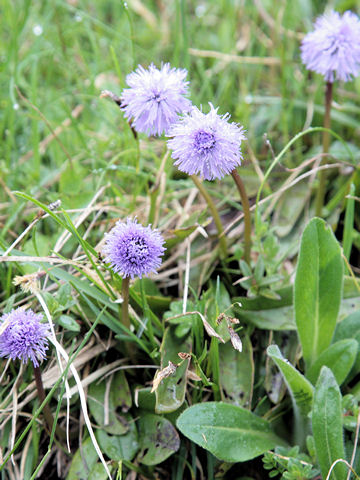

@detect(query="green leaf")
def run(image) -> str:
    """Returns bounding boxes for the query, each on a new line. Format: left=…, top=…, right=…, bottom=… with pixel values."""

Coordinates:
left=233, top=277, right=360, bottom=331
left=60, top=161, right=86, bottom=195
left=176, top=402, right=285, bottom=462
left=132, top=277, right=172, bottom=312
left=342, top=183, right=355, bottom=261
left=234, top=287, right=295, bottom=331
left=306, top=339, right=358, bottom=386
left=96, top=415, right=138, bottom=461
left=334, top=311, right=360, bottom=378
left=294, top=218, right=343, bottom=368
left=66, top=436, right=99, bottom=480
left=88, top=463, right=110, bottom=480
left=219, top=334, right=254, bottom=407
left=49, top=268, right=116, bottom=311
left=88, top=371, right=131, bottom=435
left=155, top=326, right=191, bottom=414
left=312, top=367, right=347, bottom=480
left=137, top=414, right=180, bottom=465
left=57, top=314, right=80, bottom=332
left=134, top=387, right=156, bottom=412
left=272, top=181, right=311, bottom=237
left=165, top=225, right=197, bottom=249
left=267, top=345, right=313, bottom=417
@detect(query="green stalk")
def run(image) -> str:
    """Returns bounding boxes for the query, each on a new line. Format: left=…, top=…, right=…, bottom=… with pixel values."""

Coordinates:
left=343, top=183, right=355, bottom=261
left=191, top=175, right=227, bottom=258
left=34, top=366, right=65, bottom=440
left=121, top=277, right=131, bottom=329
left=231, top=169, right=252, bottom=264
left=315, top=81, right=333, bottom=217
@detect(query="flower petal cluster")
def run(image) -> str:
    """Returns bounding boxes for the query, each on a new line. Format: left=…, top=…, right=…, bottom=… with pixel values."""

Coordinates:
left=102, top=218, right=165, bottom=279
left=167, top=103, right=246, bottom=180
left=301, top=10, right=360, bottom=82
left=121, top=63, right=192, bottom=136
left=0, top=308, right=50, bottom=367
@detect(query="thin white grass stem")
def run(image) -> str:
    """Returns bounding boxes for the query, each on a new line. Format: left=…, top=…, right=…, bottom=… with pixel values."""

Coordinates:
left=188, top=47, right=281, bottom=65
left=104, top=377, right=111, bottom=426
left=53, top=184, right=107, bottom=253
left=2, top=218, right=39, bottom=257
left=48, top=335, right=112, bottom=480
left=255, top=126, right=353, bottom=226
left=325, top=458, right=359, bottom=480
left=36, top=292, right=72, bottom=452
left=225, top=162, right=343, bottom=237
left=20, top=431, right=33, bottom=479
left=0, top=255, right=81, bottom=265
left=346, top=409, right=360, bottom=480
left=0, top=358, right=11, bottom=384
left=11, top=380, right=18, bottom=467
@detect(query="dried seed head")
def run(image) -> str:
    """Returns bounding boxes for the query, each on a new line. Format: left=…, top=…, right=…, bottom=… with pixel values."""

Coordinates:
left=13, top=272, right=43, bottom=294
left=178, top=352, right=191, bottom=360
left=228, top=326, right=243, bottom=352
left=151, top=361, right=177, bottom=393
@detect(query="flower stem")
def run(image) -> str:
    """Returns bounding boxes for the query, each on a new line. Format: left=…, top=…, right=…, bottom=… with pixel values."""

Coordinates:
left=231, top=169, right=252, bottom=264
left=315, top=81, right=333, bottom=218
left=121, top=276, right=131, bottom=329
left=191, top=175, right=228, bottom=259
left=34, top=365, right=65, bottom=440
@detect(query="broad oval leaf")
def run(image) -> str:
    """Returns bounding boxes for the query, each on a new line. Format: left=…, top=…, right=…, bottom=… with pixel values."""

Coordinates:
left=267, top=345, right=313, bottom=417
left=219, top=335, right=254, bottom=407
left=88, top=371, right=131, bottom=434
left=176, top=402, right=285, bottom=462
left=306, top=339, right=358, bottom=386
left=272, top=181, right=311, bottom=237
left=57, top=314, right=81, bottom=332
left=66, top=437, right=99, bottom=480
left=234, top=287, right=295, bottom=331
left=137, top=414, right=180, bottom=465
left=294, top=218, right=343, bottom=368
left=155, top=326, right=191, bottom=414
left=312, top=367, right=347, bottom=480
left=334, top=311, right=360, bottom=378
left=96, top=415, right=138, bottom=461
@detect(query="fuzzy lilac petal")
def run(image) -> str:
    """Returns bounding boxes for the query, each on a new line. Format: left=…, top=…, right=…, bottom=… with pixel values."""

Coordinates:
left=167, top=103, right=246, bottom=181
left=102, top=218, right=166, bottom=279
left=0, top=308, right=50, bottom=367
left=121, top=63, right=192, bottom=136
left=301, top=10, right=360, bottom=82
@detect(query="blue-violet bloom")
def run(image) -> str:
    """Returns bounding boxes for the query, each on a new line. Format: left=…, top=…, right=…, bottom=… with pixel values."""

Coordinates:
left=0, top=308, right=50, bottom=367
left=102, top=218, right=165, bottom=279
left=301, top=10, right=360, bottom=82
left=167, top=103, right=246, bottom=180
left=121, top=63, right=192, bottom=136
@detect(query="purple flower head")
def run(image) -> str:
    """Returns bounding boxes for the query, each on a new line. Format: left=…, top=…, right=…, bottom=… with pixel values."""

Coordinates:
left=301, top=10, right=360, bottom=82
left=167, top=103, right=246, bottom=181
left=102, top=218, right=166, bottom=279
left=121, top=63, right=192, bottom=136
left=0, top=308, right=50, bottom=367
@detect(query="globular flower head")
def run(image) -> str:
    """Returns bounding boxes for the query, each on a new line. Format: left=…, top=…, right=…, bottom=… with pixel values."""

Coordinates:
left=301, top=10, right=360, bottom=82
left=167, top=103, right=246, bottom=181
left=102, top=218, right=166, bottom=279
left=121, top=63, right=192, bottom=136
left=0, top=308, right=50, bottom=367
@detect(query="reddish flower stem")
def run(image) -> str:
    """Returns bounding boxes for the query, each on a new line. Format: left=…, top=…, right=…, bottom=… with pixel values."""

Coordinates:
left=315, top=81, right=333, bottom=217
left=121, top=276, right=131, bottom=329
left=34, top=365, right=65, bottom=440
left=231, top=169, right=252, bottom=264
